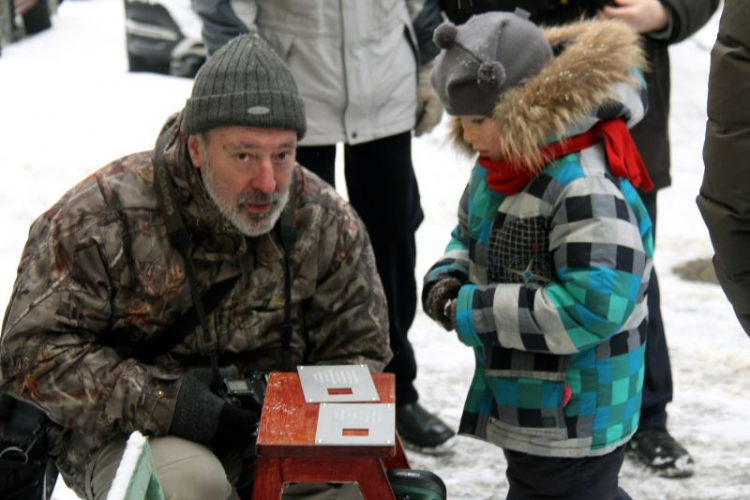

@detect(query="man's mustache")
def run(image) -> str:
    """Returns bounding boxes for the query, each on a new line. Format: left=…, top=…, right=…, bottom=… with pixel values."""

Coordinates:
left=237, top=192, right=279, bottom=206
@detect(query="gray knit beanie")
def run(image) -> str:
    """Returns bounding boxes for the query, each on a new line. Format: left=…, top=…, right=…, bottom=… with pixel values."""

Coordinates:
left=184, top=33, right=306, bottom=138
left=431, top=12, right=553, bottom=117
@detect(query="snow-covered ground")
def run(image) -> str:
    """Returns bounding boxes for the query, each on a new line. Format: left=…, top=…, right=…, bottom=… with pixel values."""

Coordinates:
left=1, top=1, right=747, bottom=499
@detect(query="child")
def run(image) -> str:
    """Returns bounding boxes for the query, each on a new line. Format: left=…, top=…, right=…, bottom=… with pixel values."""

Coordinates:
left=423, top=12, right=654, bottom=499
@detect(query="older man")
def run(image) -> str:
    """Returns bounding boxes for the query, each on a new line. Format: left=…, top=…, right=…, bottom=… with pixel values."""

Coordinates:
left=0, top=34, right=390, bottom=499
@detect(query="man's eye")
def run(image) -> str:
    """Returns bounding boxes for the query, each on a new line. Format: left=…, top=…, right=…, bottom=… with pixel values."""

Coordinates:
left=237, top=153, right=253, bottom=162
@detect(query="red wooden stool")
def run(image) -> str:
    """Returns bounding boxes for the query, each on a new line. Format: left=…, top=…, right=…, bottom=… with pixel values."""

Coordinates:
left=253, top=372, right=410, bottom=499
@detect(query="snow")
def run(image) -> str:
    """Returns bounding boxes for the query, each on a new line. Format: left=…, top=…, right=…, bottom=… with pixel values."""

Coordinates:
left=1, top=1, right=747, bottom=499
left=106, top=431, right=149, bottom=500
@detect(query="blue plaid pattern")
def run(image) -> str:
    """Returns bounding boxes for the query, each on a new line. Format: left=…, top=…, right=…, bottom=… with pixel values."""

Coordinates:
left=424, top=148, right=653, bottom=457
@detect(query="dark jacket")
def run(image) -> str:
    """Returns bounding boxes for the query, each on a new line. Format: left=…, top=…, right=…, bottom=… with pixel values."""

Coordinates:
left=440, top=0, right=719, bottom=190
left=698, top=0, right=750, bottom=336
left=0, top=113, right=391, bottom=496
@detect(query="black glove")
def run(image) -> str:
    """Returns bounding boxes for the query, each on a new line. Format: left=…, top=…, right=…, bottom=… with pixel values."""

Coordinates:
left=215, top=403, right=260, bottom=456
left=425, top=278, right=462, bottom=331
left=169, top=368, right=259, bottom=455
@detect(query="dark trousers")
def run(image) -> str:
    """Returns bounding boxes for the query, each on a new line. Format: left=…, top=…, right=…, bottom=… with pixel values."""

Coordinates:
left=296, top=132, right=424, bottom=404
left=638, top=190, right=673, bottom=430
left=503, top=446, right=631, bottom=500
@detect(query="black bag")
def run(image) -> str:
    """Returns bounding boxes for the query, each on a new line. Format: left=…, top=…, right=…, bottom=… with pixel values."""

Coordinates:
left=388, top=469, right=447, bottom=500
left=0, top=392, right=57, bottom=500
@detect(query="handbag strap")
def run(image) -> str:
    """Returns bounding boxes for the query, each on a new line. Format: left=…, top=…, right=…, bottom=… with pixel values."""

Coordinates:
left=137, top=275, right=240, bottom=364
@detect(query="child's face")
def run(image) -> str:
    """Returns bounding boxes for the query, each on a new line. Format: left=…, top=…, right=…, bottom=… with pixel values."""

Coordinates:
left=460, top=116, right=502, bottom=160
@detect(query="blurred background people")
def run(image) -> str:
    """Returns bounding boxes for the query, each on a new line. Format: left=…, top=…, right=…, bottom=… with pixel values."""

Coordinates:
left=0, top=0, right=56, bottom=56
left=193, top=0, right=455, bottom=453
left=698, top=0, right=750, bottom=337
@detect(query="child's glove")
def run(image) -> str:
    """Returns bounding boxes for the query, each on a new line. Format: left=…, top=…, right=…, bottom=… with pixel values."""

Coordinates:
left=425, top=278, right=462, bottom=331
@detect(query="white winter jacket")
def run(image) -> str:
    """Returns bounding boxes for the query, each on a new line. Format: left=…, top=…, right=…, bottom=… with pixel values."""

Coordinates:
left=196, top=0, right=422, bottom=145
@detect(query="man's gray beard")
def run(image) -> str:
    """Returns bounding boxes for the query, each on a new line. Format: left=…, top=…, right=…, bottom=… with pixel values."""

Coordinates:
left=201, top=156, right=290, bottom=237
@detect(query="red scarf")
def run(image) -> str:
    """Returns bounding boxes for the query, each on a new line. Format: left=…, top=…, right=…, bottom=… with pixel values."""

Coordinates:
left=479, top=119, right=655, bottom=195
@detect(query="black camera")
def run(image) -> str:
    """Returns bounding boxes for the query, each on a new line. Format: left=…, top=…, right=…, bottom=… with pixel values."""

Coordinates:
left=219, top=370, right=268, bottom=414
left=216, top=371, right=268, bottom=499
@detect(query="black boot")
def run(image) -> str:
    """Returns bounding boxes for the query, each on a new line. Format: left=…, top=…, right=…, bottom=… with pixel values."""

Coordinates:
left=627, top=427, right=694, bottom=478
left=396, top=402, right=455, bottom=455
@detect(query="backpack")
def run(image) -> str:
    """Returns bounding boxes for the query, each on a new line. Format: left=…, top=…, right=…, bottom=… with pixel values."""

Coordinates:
left=0, top=392, right=58, bottom=499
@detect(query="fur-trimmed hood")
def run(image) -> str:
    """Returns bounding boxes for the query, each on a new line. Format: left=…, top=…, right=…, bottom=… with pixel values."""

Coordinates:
left=448, top=18, right=647, bottom=169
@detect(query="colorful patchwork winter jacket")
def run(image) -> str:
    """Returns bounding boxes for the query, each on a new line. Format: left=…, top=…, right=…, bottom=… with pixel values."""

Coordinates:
left=423, top=20, right=654, bottom=458
left=0, top=113, right=390, bottom=496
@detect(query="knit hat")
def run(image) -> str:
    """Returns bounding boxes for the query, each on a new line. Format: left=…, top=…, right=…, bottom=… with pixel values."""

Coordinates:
left=184, top=34, right=306, bottom=138
left=431, top=12, right=554, bottom=117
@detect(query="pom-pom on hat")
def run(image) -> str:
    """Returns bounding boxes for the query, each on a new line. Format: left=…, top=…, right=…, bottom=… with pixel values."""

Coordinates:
left=184, top=34, right=306, bottom=138
left=431, top=12, right=553, bottom=117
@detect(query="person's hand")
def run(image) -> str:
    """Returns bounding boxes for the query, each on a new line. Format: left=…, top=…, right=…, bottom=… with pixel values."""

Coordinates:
left=14, top=0, right=39, bottom=15
left=599, top=0, right=669, bottom=34
left=415, top=62, right=444, bottom=137
left=215, top=402, right=260, bottom=456
left=425, top=278, right=461, bottom=331
left=169, top=368, right=259, bottom=454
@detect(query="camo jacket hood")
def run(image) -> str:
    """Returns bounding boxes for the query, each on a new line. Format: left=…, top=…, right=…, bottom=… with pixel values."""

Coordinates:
left=0, top=112, right=390, bottom=496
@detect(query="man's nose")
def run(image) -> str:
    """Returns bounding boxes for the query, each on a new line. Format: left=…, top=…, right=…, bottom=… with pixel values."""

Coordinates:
left=251, top=157, right=276, bottom=193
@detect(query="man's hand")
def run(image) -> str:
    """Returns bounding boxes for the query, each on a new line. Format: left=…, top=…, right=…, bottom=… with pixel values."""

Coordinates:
left=14, top=0, right=39, bottom=16
left=169, top=368, right=259, bottom=454
left=425, top=278, right=461, bottom=331
left=599, top=0, right=669, bottom=34
left=415, top=62, right=444, bottom=137
left=214, top=402, right=260, bottom=456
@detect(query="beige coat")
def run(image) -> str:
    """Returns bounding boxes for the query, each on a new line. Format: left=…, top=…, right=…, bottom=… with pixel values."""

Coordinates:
left=196, top=0, right=422, bottom=145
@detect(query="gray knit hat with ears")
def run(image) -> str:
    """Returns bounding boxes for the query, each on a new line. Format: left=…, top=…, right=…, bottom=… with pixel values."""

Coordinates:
left=184, top=33, right=306, bottom=138
left=431, top=12, right=553, bottom=117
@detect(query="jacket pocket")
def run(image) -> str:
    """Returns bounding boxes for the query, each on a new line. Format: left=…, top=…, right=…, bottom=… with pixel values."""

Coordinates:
left=485, top=347, right=569, bottom=440
left=487, top=215, right=555, bottom=285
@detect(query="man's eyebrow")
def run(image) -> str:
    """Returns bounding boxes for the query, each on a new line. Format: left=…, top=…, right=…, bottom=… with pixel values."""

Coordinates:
left=224, top=142, right=297, bottom=151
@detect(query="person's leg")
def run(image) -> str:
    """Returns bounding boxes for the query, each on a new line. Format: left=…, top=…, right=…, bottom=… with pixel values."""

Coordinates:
left=296, top=145, right=337, bottom=187
left=343, top=132, right=422, bottom=404
left=638, top=190, right=673, bottom=428
left=629, top=190, right=693, bottom=477
left=343, top=132, right=453, bottom=451
left=86, top=436, right=235, bottom=500
left=503, top=446, right=629, bottom=500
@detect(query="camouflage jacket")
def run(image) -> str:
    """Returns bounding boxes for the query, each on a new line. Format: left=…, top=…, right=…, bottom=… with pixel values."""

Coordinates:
left=0, top=114, right=390, bottom=496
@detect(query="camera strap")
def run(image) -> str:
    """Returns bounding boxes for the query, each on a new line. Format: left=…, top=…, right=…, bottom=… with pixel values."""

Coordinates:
left=153, top=126, right=223, bottom=383
left=277, top=198, right=297, bottom=372
left=136, top=276, right=239, bottom=365
left=152, top=125, right=297, bottom=381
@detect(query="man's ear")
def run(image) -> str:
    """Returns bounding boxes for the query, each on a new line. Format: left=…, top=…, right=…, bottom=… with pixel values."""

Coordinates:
left=187, top=134, right=203, bottom=169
